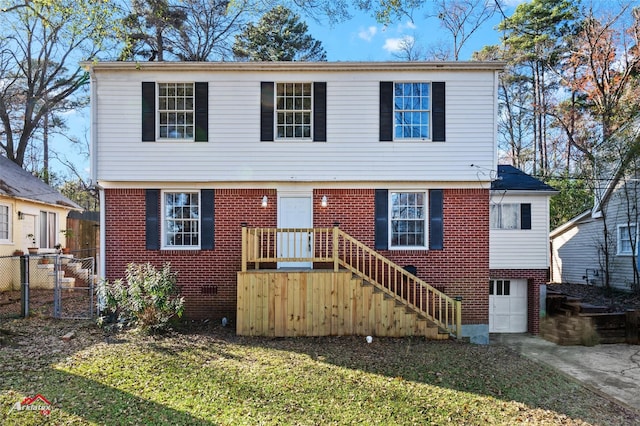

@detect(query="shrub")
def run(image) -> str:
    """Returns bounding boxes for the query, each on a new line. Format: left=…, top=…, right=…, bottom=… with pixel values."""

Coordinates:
left=97, top=262, right=184, bottom=333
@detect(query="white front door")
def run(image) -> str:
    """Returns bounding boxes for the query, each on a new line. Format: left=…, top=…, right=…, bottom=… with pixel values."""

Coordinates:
left=278, top=195, right=313, bottom=268
left=489, top=279, right=527, bottom=333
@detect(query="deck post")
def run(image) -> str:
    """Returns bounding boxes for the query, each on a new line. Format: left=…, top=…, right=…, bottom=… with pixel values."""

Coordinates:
left=455, top=296, right=462, bottom=339
left=241, top=224, right=247, bottom=272
left=332, top=224, right=339, bottom=271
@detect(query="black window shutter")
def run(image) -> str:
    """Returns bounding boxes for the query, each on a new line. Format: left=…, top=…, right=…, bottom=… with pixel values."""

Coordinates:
left=429, top=189, right=444, bottom=250
left=194, top=82, right=208, bottom=142
left=375, top=189, right=389, bottom=250
left=432, top=82, right=446, bottom=142
left=313, top=82, right=326, bottom=142
left=145, top=189, right=160, bottom=250
left=142, top=82, right=155, bottom=142
left=261, top=82, right=274, bottom=141
left=521, top=203, right=531, bottom=230
left=201, top=189, right=215, bottom=249
left=379, top=82, right=393, bottom=141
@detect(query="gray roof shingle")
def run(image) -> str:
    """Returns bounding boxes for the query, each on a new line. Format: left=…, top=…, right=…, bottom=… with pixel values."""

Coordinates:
left=492, top=164, right=557, bottom=192
left=0, top=156, right=82, bottom=210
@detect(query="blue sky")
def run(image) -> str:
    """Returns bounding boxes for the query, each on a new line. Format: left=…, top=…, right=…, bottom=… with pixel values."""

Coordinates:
left=52, top=2, right=523, bottom=181
left=306, top=2, right=521, bottom=61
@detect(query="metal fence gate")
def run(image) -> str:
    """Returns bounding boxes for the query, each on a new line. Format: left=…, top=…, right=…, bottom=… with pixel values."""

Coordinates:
left=0, top=254, right=96, bottom=320
left=53, top=256, right=96, bottom=319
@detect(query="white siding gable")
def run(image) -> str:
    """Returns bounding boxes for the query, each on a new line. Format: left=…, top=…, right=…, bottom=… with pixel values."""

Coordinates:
left=490, top=193, right=551, bottom=269
left=89, top=62, right=500, bottom=185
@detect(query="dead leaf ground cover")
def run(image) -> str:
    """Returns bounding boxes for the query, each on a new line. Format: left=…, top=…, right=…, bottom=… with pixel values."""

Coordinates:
left=1, top=317, right=639, bottom=425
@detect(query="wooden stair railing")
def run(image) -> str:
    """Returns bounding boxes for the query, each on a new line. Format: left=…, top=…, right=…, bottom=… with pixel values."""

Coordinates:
left=241, top=225, right=462, bottom=338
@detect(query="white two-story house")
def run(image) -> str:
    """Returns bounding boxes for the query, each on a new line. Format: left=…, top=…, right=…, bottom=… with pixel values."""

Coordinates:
left=84, top=61, right=553, bottom=343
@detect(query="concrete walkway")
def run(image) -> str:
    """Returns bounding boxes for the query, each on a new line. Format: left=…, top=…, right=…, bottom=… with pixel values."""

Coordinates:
left=492, top=334, right=640, bottom=413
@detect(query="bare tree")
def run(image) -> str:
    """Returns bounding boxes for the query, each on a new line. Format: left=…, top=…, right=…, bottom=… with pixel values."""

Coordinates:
left=0, top=0, right=118, bottom=169
left=429, top=0, right=499, bottom=61
left=169, top=0, right=247, bottom=61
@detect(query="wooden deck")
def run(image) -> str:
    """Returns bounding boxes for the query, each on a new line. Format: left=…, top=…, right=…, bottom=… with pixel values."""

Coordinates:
left=238, top=226, right=461, bottom=339
left=236, top=269, right=449, bottom=339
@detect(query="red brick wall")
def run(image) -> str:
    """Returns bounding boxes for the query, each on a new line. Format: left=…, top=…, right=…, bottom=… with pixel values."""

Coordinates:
left=314, top=188, right=490, bottom=325
left=105, top=188, right=277, bottom=320
left=490, top=268, right=549, bottom=334
left=105, top=187, right=489, bottom=324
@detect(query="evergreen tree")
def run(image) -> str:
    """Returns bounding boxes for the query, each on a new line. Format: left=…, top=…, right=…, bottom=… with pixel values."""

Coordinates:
left=232, top=6, right=326, bottom=61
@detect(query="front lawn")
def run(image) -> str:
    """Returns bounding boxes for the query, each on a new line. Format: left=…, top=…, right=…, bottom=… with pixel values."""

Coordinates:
left=0, top=318, right=638, bottom=425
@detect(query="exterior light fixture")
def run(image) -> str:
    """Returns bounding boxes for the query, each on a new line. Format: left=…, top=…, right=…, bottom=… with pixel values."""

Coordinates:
left=17, top=211, right=24, bottom=220
left=261, top=195, right=268, bottom=207
left=321, top=195, right=328, bottom=207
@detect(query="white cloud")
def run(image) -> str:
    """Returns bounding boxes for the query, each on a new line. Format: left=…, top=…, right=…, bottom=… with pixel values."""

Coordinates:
left=358, top=26, right=378, bottom=42
left=398, top=20, right=417, bottom=32
left=383, top=35, right=414, bottom=53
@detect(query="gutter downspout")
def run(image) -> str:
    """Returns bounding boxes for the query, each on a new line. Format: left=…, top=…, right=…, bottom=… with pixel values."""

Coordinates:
left=87, top=66, right=106, bottom=279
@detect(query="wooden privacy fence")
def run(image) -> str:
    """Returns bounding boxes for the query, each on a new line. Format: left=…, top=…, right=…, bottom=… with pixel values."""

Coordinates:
left=241, top=226, right=461, bottom=338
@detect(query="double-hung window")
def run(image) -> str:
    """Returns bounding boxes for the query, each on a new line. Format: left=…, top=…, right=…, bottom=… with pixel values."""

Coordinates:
left=276, top=83, right=312, bottom=140
left=0, top=204, right=9, bottom=242
left=390, top=191, right=427, bottom=248
left=380, top=81, right=445, bottom=142
left=490, top=203, right=531, bottom=230
left=617, top=223, right=637, bottom=255
left=158, top=83, right=194, bottom=140
left=394, top=82, right=430, bottom=140
left=490, top=203, right=519, bottom=229
left=163, top=191, right=200, bottom=248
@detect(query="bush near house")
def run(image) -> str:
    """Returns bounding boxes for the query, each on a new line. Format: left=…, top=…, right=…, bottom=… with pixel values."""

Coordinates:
left=97, top=262, right=184, bottom=333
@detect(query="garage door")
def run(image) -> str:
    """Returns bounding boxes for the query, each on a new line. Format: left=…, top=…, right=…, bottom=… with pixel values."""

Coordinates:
left=489, top=279, right=527, bottom=333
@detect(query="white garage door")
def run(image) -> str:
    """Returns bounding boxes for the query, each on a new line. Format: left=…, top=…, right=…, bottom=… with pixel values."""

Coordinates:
left=489, top=279, right=527, bottom=333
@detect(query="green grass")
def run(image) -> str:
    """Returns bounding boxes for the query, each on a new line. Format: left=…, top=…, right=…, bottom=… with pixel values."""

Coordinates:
left=0, top=318, right=637, bottom=425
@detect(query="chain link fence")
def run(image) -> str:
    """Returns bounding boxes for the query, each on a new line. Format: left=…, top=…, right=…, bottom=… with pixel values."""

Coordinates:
left=0, top=254, right=96, bottom=320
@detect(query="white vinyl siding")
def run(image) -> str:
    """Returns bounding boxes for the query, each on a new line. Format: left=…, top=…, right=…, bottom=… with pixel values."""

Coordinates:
left=550, top=216, right=602, bottom=285
left=92, top=68, right=497, bottom=183
left=490, top=194, right=550, bottom=269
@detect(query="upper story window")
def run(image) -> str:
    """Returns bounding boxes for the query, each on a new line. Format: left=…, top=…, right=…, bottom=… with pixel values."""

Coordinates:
left=0, top=204, right=10, bottom=242
left=276, top=83, right=312, bottom=140
left=158, top=83, right=194, bottom=140
left=394, top=82, right=430, bottom=140
left=390, top=191, right=427, bottom=248
left=163, top=191, right=200, bottom=249
left=617, top=223, right=637, bottom=255
left=380, top=81, right=445, bottom=142
left=490, top=203, right=531, bottom=230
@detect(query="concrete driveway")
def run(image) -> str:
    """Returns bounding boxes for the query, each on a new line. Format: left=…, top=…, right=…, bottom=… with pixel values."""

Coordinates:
left=492, top=334, right=640, bottom=413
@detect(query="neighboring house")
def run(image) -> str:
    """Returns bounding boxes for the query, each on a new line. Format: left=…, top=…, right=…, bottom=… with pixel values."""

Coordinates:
left=490, top=165, right=557, bottom=334
left=0, top=155, right=82, bottom=292
left=551, top=167, right=640, bottom=292
left=84, top=60, right=553, bottom=343
left=0, top=155, right=82, bottom=256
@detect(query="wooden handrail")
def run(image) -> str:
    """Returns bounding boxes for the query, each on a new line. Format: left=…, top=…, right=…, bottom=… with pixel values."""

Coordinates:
left=241, top=226, right=461, bottom=337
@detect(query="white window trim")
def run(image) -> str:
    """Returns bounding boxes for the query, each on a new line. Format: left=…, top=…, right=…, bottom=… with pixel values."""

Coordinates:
left=388, top=190, right=429, bottom=250
left=616, top=223, right=637, bottom=256
left=393, top=81, right=432, bottom=142
left=157, top=82, right=195, bottom=142
left=0, top=203, right=11, bottom=244
left=161, top=190, right=201, bottom=250
left=274, top=82, right=313, bottom=142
